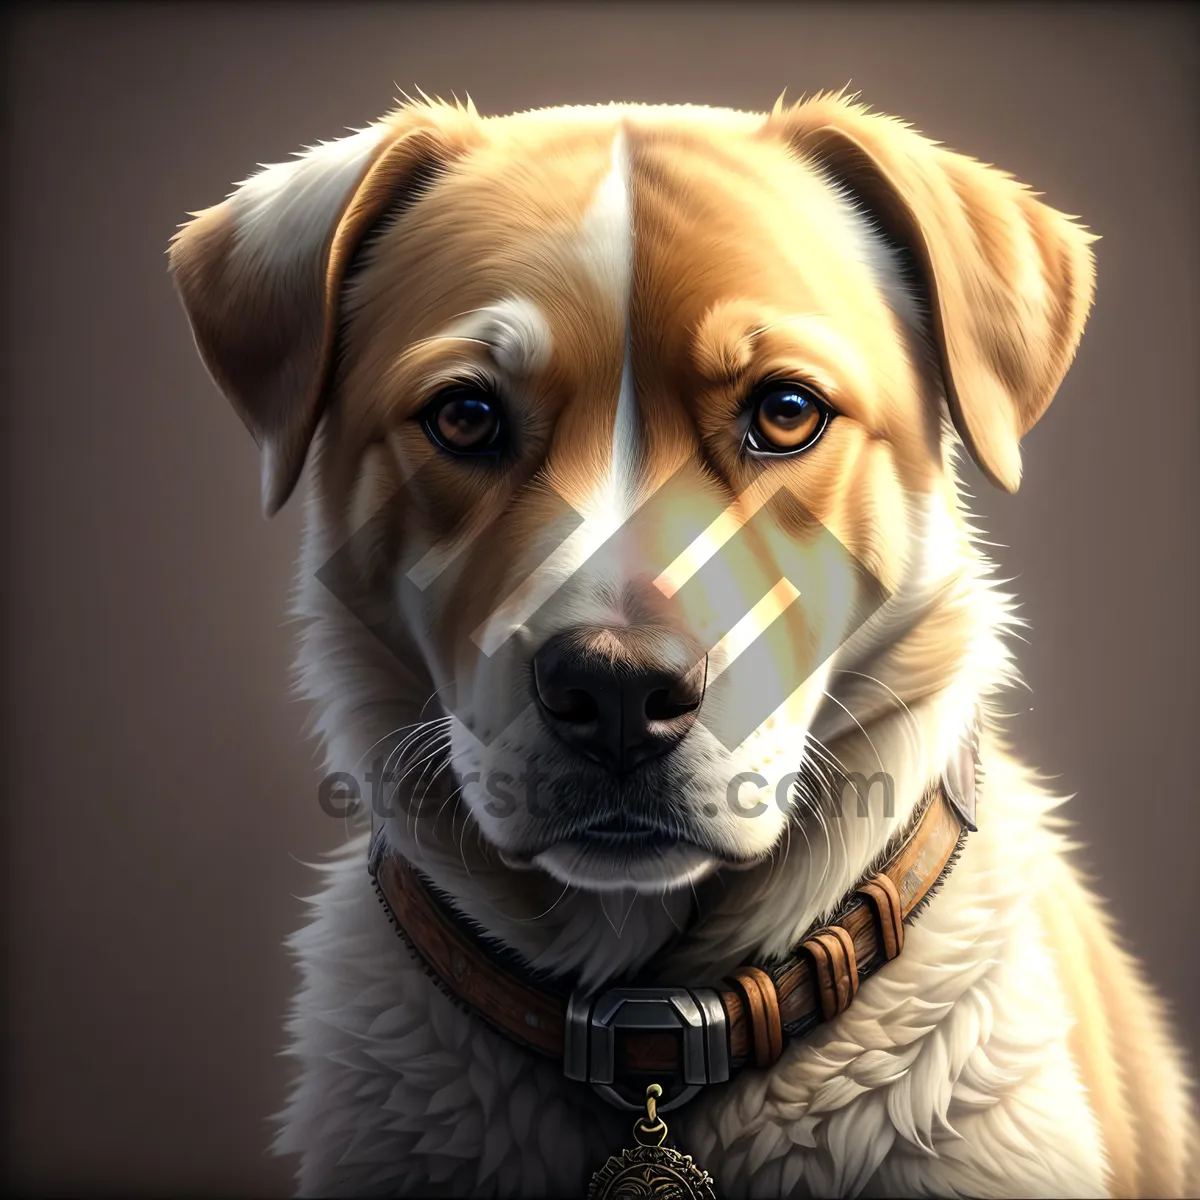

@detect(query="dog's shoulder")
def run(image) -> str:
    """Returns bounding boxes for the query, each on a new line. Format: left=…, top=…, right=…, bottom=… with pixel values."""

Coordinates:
left=1036, top=842, right=1198, bottom=1198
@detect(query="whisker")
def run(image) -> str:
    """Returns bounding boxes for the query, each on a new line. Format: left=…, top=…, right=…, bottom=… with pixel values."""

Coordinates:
left=819, top=690, right=888, bottom=779
left=834, top=669, right=918, bottom=734
left=522, top=876, right=576, bottom=923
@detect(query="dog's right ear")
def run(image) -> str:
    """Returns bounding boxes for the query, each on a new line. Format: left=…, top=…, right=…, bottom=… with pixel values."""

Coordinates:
left=168, top=105, right=479, bottom=516
left=764, top=94, right=1097, bottom=493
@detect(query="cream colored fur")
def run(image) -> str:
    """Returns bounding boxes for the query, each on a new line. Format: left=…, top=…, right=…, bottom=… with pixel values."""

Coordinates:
left=272, top=463, right=1196, bottom=1199
left=168, top=97, right=1197, bottom=1198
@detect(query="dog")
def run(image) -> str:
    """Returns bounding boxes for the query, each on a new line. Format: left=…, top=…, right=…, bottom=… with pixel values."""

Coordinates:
left=170, top=92, right=1197, bottom=1198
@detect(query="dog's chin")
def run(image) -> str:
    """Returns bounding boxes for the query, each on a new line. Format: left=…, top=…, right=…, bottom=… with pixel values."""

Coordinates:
left=528, top=838, right=721, bottom=895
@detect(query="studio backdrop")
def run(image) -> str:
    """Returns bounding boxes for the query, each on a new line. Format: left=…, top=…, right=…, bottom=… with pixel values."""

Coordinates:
left=4, top=2, right=1197, bottom=1194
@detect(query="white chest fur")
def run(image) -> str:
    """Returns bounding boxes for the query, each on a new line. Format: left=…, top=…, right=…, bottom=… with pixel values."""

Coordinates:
left=273, top=754, right=1109, bottom=1198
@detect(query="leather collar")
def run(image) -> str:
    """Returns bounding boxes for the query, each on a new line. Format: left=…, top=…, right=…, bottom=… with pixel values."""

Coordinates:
left=369, top=756, right=973, bottom=1110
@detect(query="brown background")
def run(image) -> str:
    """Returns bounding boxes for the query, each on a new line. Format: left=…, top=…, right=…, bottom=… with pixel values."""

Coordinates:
left=3, top=2, right=1198, bottom=1194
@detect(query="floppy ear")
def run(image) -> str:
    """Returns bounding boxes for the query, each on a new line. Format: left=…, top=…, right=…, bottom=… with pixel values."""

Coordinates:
left=764, top=95, right=1098, bottom=491
left=168, top=105, right=478, bottom=515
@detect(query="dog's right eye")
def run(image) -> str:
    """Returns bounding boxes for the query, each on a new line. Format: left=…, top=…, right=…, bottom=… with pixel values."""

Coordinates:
left=420, top=386, right=504, bottom=456
left=744, top=380, right=832, bottom=456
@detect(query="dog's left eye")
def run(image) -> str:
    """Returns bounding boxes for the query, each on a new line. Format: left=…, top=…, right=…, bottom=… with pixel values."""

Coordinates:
left=746, top=382, right=831, bottom=455
left=420, top=386, right=504, bottom=455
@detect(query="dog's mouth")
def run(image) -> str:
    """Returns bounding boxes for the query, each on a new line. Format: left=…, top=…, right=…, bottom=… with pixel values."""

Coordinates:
left=503, top=808, right=757, bottom=894
left=461, top=760, right=774, bottom=893
left=488, top=802, right=717, bottom=892
left=497, top=812, right=695, bottom=864
left=572, top=813, right=684, bottom=850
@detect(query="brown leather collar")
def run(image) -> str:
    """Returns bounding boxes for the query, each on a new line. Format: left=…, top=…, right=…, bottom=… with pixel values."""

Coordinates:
left=369, top=776, right=969, bottom=1109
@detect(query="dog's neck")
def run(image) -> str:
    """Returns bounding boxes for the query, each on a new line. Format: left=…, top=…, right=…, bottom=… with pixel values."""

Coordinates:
left=296, top=475, right=1011, bottom=992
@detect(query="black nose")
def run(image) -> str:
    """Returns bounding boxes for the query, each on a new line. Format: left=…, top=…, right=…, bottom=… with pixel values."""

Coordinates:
left=532, top=628, right=707, bottom=774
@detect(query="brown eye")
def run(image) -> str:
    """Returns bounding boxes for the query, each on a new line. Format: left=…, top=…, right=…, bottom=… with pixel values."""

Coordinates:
left=747, top=382, right=830, bottom=454
left=423, top=386, right=503, bottom=455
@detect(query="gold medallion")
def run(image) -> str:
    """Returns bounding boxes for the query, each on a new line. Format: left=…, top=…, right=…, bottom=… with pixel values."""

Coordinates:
left=587, top=1084, right=717, bottom=1200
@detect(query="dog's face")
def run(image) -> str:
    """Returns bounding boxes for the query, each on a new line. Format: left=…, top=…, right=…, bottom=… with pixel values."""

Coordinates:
left=171, top=98, right=1094, bottom=896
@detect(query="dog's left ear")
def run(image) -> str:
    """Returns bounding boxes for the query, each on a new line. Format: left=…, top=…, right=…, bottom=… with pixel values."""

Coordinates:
left=764, top=96, right=1098, bottom=492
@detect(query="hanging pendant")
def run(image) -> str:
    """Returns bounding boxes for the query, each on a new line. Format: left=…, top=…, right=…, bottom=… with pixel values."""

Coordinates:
left=587, top=1083, right=716, bottom=1200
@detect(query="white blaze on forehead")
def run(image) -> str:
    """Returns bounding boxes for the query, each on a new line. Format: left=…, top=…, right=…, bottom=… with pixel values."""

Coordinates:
left=573, top=128, right=639, bottom=514
left=573, top=128, right=634, bottom=318
left=471, top=130, right=641, bottom=654
left=610, top=335, right=639, bottom=514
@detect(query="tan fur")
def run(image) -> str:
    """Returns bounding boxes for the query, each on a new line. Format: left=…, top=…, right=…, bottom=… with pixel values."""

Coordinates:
left=169, top=94, right=1195, bottom=1197
left=765, top=97, right=1098, bottom=492
left=1038, top=849, right=1198, bottom=1197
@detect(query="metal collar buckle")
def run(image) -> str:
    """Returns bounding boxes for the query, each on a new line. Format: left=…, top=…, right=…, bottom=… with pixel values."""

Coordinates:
left=564, top=986, right=730, bottom=1112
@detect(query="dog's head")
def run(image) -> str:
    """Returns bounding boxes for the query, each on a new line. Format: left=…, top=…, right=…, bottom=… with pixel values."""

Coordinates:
left=170, top=96, right=1094, bottom=899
